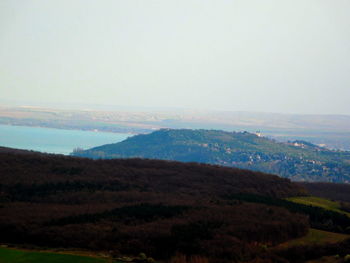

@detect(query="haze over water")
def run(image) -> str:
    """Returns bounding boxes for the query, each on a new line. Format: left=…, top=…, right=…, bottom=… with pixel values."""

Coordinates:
left=0, top=124, right=129, bottom=155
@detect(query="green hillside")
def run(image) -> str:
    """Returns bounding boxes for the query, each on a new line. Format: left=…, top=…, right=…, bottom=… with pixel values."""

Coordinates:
left=72, top=129, right=350, bottom=182
left=287, top=196, right=350, bottom=217
left=0, top=247, right=106, bottom=263
left=276, top=228, right=350, bottom=249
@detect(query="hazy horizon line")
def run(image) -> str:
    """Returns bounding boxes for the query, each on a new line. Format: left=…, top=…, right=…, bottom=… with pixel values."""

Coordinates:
left=1, top=99, right=349, bottom=117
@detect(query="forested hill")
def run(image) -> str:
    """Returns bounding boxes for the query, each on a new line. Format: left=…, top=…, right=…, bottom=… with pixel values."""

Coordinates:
left=0, top=146, right=303, bottom=199
left=0, top=147, right=308, bottom=261
left=73, top=129, right=350, bottom=183
left=3, top=148, right=350, bottom=262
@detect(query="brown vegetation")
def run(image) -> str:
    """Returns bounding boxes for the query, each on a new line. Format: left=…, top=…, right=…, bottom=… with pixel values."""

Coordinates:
left=1, top=147, right=349, bottom=262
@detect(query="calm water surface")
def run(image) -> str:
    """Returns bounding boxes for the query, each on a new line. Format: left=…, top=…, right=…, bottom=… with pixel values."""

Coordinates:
left=0, top=124, right=130, bottom=155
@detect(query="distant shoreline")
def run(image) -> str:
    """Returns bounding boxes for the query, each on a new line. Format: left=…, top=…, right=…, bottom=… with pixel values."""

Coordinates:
left=1, top=106, right=350, bottom=150
left=0, top=124, right=130, bottom=155
left=0, top=120, right=146, bottom=135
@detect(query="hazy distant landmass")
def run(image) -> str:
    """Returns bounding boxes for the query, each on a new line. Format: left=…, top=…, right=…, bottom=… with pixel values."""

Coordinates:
left=73, top=129, right=350, bottom=183
left=1, top=105, right=350, bottom=150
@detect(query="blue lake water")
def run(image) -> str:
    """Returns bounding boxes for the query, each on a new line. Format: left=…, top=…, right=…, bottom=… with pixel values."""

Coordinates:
left=0, top=124, right=130, bottom=155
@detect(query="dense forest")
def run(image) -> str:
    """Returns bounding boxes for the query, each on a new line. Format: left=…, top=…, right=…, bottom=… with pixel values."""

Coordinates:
left=1, top=147, right=350, bottom=262
left=72, top=129, right=350, bottom=183
left=299, top=182, right=350, bottom=202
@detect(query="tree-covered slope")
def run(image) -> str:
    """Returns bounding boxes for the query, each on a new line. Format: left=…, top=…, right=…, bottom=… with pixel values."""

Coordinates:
left=0, top=147, right=309, bottom=262
left=3, top=147, right=350, bottom=262
left=72, top=129, right=350, bottom=182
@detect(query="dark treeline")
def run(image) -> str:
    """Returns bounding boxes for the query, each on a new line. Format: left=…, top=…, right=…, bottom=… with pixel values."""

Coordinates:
left=300, top=182, right=350, bottom=202
left=0, top=147, right=349, bottom=262
left=45, top=204, right=190, bottom=226
left=225, top=193, right=350, bottom=234
left=248, top=238, right=350, bottom=263
left=274, top=238, right=350, bottom=263
left=1, top=181, right=132, bottom=202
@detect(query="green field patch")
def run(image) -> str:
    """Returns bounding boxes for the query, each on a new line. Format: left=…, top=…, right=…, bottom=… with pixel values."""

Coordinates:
left=0, top=247, right=108, bottom=263
left=276, top=228, right=350, bottom=249
left=287, top=196, right=350, bottom=217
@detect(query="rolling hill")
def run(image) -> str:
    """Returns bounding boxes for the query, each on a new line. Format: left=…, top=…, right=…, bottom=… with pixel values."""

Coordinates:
left=72, top=129, right=350, bottom=183
left=2, top=147, right=350, bottom=262
left=0, top=147, right=307, bottom=262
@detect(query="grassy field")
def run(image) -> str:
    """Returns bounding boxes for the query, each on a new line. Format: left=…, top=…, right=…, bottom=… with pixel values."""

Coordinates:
left=276, top=228, right=350, bottom=249
left=0, top=247, right=109, bottom=263
left=287, top=196, right=350, bottom=217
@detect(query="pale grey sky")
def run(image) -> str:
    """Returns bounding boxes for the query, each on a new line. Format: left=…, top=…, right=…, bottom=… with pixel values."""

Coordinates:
left=1, top=0, right=349, bottom=114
